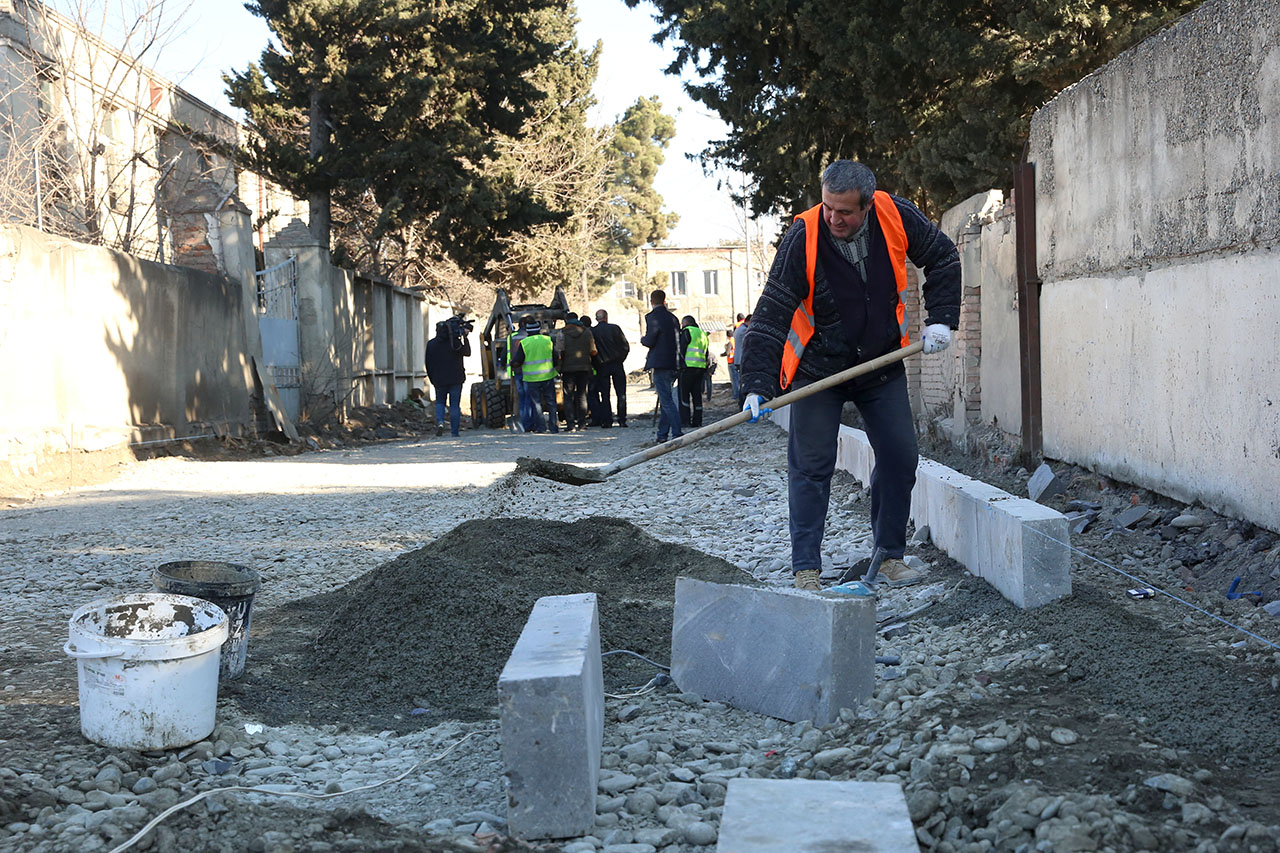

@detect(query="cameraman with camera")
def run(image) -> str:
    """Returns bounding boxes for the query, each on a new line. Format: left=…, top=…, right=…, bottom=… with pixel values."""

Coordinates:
left=425, top=315, right=472, bottom=437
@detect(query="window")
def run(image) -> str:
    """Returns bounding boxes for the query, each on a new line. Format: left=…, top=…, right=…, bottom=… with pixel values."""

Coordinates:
left=37, top=76, right=58, bottom=118
left=670, top=270, right=687, bottom=295
left=622, top=279, right=636, bottom=298
left=703, top=269, right=719, bottom=295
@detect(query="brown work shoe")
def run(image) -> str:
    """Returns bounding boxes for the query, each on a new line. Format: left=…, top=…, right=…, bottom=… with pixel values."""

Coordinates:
left=793, top=569, right=822, bottom=592
left=877, top=558, right=926, bottom=588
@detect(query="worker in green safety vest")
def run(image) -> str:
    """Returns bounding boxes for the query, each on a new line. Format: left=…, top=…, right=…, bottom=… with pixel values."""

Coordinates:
left=509, top=318, right=559, bottom=433
left=678, top=315, right=709, bottom=428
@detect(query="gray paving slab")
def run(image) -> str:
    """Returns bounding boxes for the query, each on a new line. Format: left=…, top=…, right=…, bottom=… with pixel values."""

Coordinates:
left=717, top=778, right=919, bottom=852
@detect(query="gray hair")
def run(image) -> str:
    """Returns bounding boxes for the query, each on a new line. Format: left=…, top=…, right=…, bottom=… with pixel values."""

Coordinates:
left=821, top=160, right=876, bottom=208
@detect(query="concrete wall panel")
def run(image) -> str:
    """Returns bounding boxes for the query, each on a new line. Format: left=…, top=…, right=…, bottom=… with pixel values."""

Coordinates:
left=1028, top=0, right=1280, bottom=531
left=977, top=215, right=1019, bottom=434
left=0, top=223, right=254, bottom=475
left=1041, top=252, right=1280, bottom=529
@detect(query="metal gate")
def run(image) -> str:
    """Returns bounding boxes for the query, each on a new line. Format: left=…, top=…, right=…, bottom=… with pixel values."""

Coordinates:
left=255, top=257, right=301, bottom=422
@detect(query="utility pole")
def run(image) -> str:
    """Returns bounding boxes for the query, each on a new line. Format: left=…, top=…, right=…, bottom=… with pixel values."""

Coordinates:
left=743, top=190, right=753, bottom=316
left=34, top=145, right=43, bottom=231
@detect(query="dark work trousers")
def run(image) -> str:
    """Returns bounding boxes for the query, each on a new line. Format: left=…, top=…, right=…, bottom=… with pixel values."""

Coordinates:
left=586, top=372, right=606, bottom=426
left=787, top=372, right=916, bottom=574
left=597, top=361, right=628, bottom=426
left=561, top=371, right=591, bottom=430
left=678, top=367, right=706, bottom=427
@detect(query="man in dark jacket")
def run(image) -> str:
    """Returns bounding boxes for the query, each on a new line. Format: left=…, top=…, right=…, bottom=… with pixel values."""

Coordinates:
left=740, top=160, right=960, bottom=592
left=592, top=309, right=630, bottom=427
left=579, top=315, right=604, bottom=426
left=640, top=289, right=682, bottom=442
left=557, top=316, right=597, bottom=431
left=425, top=316, right=471, bottom=437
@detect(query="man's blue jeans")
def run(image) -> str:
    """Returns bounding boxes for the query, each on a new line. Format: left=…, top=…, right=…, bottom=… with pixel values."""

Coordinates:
left=788, top=372, right=916, bottom=574
left=433, top=383, right=463, bottom=436
left=526, top=379, right=559, bottom=433
left=729, top=363, right=740, bottom=402
left=514, top=374, right=536, bottom=431
left=652, top=368, right=682, bottom=441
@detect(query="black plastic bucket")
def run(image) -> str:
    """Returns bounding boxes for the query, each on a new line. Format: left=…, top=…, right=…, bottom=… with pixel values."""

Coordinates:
left=153, top=561, right=261, bottom=681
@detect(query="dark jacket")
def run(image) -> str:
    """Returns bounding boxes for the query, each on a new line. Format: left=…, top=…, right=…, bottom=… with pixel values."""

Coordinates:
left=641, top=305, right=680, bottom=370
left=425, top=329, right=470, bottom=387
left=557, top=322, right=597, bottom=373
left=592, top=321, right=630, bottom=364
left=740, top=194, right=960, bottom=398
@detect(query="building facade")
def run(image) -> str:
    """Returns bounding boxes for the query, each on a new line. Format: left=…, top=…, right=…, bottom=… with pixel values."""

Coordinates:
left=0, top=0, right=301, bottom=267
left=602, top=243, right=775, bottom=329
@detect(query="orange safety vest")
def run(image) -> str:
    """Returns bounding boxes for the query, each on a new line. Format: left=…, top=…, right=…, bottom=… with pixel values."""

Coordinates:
left=779, top=190, right=911, bottom=390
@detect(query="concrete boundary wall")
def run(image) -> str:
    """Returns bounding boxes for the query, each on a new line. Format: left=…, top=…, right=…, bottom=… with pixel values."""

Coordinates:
left=264, top=220, right=429, bottom=419
left=1028, top=0, right=1280, bottom=531
left=771, top=408, right=1071, bottom=608
left=0, top=223, right=256, bottom=481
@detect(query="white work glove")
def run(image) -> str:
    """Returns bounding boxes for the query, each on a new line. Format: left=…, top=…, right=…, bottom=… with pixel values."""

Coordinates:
left=743, top=394, right=772, bottom=423
left=922, top=323, right=952, bottom=354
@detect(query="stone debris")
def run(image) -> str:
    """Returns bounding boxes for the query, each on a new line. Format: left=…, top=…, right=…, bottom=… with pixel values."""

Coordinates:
left=1114, top=505, right=1150, bottom=529
left=1027, top=462, right=1065, bottom=503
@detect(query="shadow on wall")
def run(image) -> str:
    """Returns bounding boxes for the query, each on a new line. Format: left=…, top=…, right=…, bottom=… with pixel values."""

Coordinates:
left=100, top=249, right=256, bottom=445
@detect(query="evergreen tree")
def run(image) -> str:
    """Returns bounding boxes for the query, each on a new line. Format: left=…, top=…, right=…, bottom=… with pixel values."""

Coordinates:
left=601, top=95, right=678, bottom=281
left=227, top=0, right=568, bottom=274
left=630, top=0, right=1198, bottom=214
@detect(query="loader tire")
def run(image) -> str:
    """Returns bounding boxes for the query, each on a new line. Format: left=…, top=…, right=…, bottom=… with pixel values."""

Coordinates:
left=475, top=380, right=506, bottom=429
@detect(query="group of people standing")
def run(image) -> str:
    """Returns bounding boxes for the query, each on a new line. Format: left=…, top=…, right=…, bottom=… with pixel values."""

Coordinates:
left=506, top=309, right=631, bottom=434
left=639, top=289, right=722, bottom=442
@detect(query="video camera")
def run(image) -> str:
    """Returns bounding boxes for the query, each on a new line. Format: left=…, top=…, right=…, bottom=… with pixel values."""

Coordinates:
left=442, top=314, right=473, bottom=352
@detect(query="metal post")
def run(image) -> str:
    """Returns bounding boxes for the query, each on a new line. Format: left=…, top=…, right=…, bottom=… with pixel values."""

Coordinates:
left=743, top=198, right=753, bottom=314
left=34, top=144, right=43, bottom=231
left=1013, top=159, right=1043, bottom=458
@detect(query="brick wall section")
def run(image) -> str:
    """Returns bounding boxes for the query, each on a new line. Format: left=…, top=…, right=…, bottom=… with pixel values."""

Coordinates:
left=264, top=219, right=320, bottom=250
left=903, top=264, right=922, bottom=410
left=905, top=195, right=1011, bottom=430
left=171, top=214, right=220, bottom=275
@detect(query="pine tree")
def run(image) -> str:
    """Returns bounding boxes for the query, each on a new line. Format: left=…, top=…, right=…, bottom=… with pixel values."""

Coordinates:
left=227, top=0, right=568, bottom=274
left=601, top=95, right=678, bottom=275
left=630, top=0, right=1197, bottom=215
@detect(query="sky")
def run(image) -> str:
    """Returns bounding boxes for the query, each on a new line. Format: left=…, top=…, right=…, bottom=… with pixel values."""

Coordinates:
left=150, top=0, right=762, bottom=248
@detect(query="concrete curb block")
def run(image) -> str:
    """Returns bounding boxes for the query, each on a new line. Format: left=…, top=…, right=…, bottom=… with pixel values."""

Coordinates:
left=771, top=407, right=1071, bottom=609
left=671, top=577, right=875, bottom=725
left=498, top=593, right=604, bottom=840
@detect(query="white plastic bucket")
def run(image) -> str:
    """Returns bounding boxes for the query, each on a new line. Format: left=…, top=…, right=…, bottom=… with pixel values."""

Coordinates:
left=64, top=593, right=229, bottom=750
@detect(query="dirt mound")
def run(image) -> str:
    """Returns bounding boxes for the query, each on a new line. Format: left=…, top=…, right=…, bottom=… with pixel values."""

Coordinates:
left=235, top=517, right=751, bottom=731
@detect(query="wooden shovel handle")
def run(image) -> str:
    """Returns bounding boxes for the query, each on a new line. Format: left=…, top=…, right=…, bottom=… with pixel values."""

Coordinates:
left=598, top=341, right=924, bottom=478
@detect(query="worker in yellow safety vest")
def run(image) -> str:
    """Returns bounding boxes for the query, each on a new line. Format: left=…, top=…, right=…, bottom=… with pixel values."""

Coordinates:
left=509, top=318, right=559, bottom=433
left=678, top=315, right=709, bottom=428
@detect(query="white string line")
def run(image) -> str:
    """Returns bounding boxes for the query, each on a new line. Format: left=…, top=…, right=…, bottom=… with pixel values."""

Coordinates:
left=108, top=728, right=498, bottom=853
left=1013, top=514, right=1280, bottom=652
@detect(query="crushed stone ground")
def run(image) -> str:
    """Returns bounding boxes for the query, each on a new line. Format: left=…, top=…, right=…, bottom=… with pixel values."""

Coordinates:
left=3, top=383, right=1280, bottom=852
